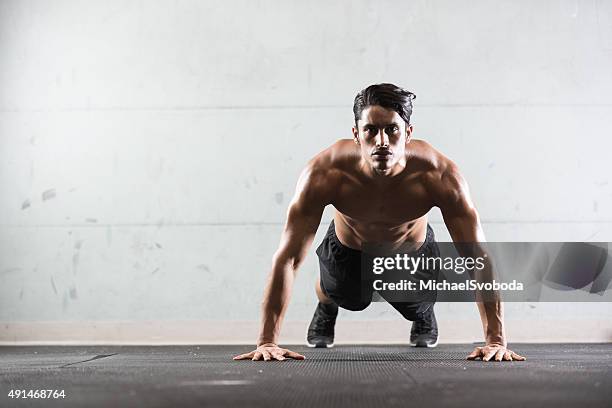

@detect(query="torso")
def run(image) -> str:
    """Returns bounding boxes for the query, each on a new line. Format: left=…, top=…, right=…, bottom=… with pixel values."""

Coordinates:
left=323, top=139, right=444, bottom=250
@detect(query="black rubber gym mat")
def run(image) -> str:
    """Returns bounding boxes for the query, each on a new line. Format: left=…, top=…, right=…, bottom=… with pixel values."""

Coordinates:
left=1, top=344, right=611, bottom=407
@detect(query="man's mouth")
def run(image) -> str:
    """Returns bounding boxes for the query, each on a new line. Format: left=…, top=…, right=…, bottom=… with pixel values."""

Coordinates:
left=372, top=150, right=392, bottom=160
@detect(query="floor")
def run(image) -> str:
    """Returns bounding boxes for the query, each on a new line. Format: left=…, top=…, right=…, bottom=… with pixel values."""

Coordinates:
left=1, top=344, right=611, bottom=407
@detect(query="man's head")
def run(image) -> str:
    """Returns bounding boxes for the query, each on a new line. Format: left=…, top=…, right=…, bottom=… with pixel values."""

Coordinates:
left=352, top=83, right=416, bottom=176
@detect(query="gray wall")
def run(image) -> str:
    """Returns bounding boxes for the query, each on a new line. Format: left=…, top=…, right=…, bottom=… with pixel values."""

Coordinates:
left=1, top=0, right=611, bottom=344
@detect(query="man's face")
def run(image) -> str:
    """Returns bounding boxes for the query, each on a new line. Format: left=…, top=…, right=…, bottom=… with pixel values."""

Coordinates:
left=352, top=105, right=413, bottom=176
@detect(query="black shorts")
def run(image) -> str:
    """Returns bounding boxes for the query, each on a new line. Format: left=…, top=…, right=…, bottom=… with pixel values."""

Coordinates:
left=315, top=220, right=441, bottom=321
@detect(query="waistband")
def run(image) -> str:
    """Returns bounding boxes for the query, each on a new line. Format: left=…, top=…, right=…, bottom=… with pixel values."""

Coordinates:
left=328, top=219, right=435, bottom=256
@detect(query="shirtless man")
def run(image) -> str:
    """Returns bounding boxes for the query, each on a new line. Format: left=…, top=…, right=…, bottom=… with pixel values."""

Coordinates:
left=234, top=83, right=526, bottom=362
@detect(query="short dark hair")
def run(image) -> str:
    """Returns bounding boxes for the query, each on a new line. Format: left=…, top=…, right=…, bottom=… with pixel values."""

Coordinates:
left=353, top=83, right=416, bottom=127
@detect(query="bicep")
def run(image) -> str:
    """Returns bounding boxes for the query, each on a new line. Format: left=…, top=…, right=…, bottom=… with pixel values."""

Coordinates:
left=273, top=166, right=331, bottom=269
left=435, top=168, right=486, bottom=243
left=443, top=208, right=485, bottom=243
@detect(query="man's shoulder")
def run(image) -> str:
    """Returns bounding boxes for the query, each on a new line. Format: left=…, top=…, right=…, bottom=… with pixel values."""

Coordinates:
left=411, top=140, right=464, bottom=193
left=306, top=139, right=358, bottom=177
left=295, top=140, right=353, bottom=199
left=410, top=139, right=457, bottom=177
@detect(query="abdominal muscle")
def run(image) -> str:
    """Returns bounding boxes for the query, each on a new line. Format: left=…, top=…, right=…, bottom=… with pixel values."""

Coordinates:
left=332, top=210, right=429, bottom=251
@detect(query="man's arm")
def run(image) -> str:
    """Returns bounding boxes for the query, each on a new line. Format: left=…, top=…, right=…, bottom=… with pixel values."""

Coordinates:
left=234, top=163, right=334, bottom=361
left=431, top=163, right=526, bottom=362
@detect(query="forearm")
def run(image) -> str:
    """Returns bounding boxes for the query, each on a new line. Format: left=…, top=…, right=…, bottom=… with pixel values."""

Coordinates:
left=256, top=260, right=296, bottom=346
left=476, top=299, right=506, bottom=346
left=472, top=256, right=506, bottom=346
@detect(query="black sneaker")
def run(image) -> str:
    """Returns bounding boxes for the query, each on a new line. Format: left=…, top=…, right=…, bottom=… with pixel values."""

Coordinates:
left=410, top=307, right=438, bottom=348
left=307, top=302, right=338, bottom=348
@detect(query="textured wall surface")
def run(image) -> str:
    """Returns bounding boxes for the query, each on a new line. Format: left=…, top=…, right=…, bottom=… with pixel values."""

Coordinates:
left=1, top=0, right=611, bottom=343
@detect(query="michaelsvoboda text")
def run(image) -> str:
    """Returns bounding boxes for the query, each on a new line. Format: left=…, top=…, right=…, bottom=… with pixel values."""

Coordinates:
left=373, top=279, right=524, bottom=291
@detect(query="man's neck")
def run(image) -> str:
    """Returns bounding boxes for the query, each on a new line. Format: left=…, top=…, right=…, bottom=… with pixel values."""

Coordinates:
left=358, top=157, right=407, bottom=185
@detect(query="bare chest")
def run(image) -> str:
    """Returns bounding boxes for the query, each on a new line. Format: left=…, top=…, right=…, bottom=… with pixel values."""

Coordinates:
left=332, top=178, right=433, bottom=224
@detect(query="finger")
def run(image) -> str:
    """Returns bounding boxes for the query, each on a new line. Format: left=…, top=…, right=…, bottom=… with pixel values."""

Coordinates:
left=510, top=351, right=526, bottom=361
left=483, top=348, right=498, bottom=362
left=503, top=351, right=512, bottom=361
left=284, top=350, right=305, bottom=360
left=261, top=350, right=272, bottom=361
left=466, top=347, right=483, bottom=360
left=252, top=351, right=262, bottom=361
left=233, top=352, right=254, bottom=360
left=272, top=352, right=286, bottom=361
left=494, top=349, right=505, bottom=362
left=466, top=347, right=482, bottom=360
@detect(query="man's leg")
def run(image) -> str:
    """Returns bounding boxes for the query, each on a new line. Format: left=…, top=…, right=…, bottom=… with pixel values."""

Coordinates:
left=307, top=277, right=339, bottom=348
left=384, top=300, right=439, bottom=348
left=379, top=223, right=440, bottom=347
left=315, top=276, right=334, bottom=304
left=409, top=304, right=438, bottom=347
left=308, top=219, right=373, bottom=347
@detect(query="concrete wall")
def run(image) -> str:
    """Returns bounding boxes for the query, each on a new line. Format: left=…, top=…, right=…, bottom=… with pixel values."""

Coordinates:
left=1, top=0, right=611, bottom=344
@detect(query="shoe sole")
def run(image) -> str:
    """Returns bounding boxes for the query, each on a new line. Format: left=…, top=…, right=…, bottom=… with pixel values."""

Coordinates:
left=306, top=342, right=334, bottom=348
left=410, top=339, right=438, bottom=348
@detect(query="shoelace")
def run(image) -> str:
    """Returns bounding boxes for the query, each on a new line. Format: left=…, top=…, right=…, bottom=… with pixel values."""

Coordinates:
left=310, top=314, right=336, bottom=333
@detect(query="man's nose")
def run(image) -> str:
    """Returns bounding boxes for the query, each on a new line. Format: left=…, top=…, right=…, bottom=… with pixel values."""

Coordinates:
left=376, top=129, right=389, bottom=147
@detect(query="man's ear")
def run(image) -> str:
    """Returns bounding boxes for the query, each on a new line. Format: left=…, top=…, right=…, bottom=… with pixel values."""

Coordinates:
left=352, top=126, right=360, bottom=145
left=405, top=123, right=414, bottom=144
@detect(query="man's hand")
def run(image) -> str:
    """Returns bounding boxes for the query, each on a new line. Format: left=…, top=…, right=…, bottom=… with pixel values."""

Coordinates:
left=466, top=344, right=526, bottom=362
left=233, top=343, right=305, bottom=361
